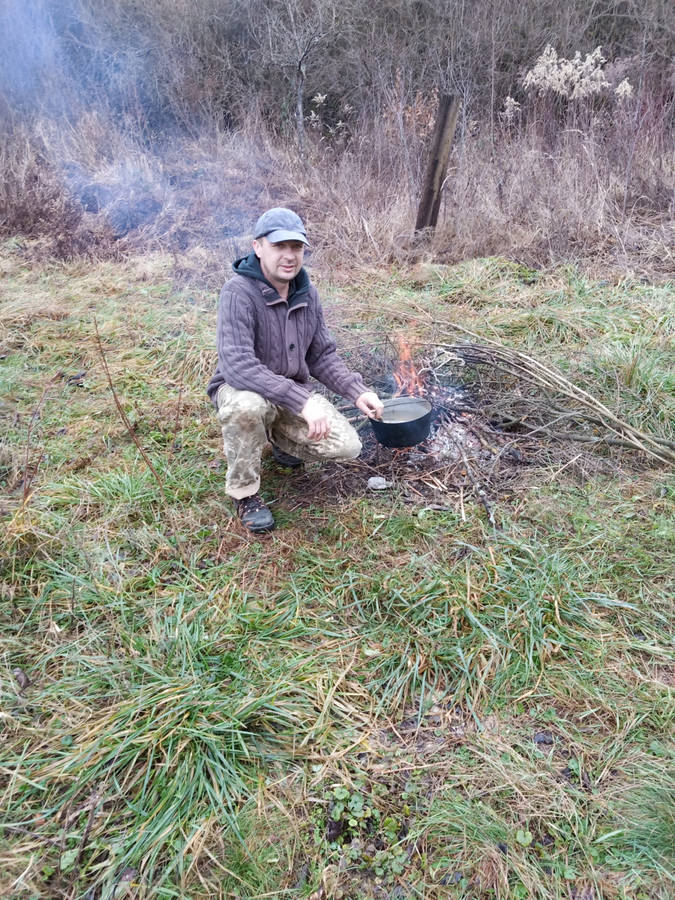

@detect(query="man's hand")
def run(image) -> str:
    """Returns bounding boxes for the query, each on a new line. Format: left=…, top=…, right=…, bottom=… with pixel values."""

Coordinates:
left=301, top=394, right=331, bottom=441
left=355, top=391, right=384, bottom=420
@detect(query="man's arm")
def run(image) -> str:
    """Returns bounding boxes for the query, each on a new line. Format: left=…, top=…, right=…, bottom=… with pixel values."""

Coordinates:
left=305, top=298, right=383, bottom=420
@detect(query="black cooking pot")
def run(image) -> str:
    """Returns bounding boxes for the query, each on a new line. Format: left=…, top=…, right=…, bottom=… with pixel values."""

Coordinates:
left=370, top=396, right=432, bottom=448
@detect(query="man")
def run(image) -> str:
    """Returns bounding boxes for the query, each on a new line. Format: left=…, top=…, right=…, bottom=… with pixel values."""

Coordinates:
left=207, top=207, right=384, bottom=533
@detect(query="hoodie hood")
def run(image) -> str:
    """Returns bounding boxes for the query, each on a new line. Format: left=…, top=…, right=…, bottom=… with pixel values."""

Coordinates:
left=232, top=252, right=311, bottom=303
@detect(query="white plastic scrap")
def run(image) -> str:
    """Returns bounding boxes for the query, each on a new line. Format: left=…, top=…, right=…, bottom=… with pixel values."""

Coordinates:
left=367, top=476, right=391, bottom=490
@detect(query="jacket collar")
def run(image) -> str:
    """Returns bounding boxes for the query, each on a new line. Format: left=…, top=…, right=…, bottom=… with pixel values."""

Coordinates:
left=232, top=252, right=311, bottom=307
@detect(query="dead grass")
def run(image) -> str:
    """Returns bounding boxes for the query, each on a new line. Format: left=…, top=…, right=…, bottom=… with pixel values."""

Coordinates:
left=2, top=102, right=673, bottom=282
left=0, top=295, right=68, bottom=327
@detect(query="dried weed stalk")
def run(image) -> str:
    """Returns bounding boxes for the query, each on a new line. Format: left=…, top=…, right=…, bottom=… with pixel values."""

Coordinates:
left=93, top=316, right=190, bottom=566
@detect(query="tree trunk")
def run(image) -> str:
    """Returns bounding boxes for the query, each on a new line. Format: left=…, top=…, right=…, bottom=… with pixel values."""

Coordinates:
left=296, top=61, right=306, bottom=157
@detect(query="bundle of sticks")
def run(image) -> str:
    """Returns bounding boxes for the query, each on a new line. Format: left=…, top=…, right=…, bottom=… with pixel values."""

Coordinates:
left=429, top=335, right=675, bottom=465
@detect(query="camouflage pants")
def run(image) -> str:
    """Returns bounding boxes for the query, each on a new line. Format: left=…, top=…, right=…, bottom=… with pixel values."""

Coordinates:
left=216, top=385, right=362, bottom=499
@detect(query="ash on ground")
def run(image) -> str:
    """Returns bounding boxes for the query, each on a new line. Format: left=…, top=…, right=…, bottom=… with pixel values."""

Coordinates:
left=427, top=415, right=485, bottom=461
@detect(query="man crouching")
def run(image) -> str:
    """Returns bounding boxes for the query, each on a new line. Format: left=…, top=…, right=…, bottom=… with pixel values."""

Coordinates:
left=207, top=207, right=384, bottom=533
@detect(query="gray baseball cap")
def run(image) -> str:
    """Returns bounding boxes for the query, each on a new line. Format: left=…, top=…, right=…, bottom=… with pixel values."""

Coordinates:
left=254, top=207, right=309, bottom=245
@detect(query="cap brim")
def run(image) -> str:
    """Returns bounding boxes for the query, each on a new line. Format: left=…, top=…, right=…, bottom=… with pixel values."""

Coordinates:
left=262, top=228, right=309, bottom=246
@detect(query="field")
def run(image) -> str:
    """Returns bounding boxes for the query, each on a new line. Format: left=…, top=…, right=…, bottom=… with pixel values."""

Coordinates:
left=1, top=239, right=673, bottom=899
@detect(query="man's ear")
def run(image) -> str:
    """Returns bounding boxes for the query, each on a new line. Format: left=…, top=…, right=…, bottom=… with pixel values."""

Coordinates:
left=252, top=239, right=260, bottom=258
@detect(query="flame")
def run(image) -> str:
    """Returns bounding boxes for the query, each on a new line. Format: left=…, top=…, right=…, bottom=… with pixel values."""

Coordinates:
left=393, top=335, right=426, bottom=397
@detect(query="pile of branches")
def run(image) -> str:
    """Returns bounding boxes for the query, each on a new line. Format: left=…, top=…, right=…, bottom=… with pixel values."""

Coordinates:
left=430, top=335, right=675, bottom=466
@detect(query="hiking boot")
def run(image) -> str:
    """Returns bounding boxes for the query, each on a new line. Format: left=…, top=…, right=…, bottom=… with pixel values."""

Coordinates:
left=234, top=493, right=275, bottom=533
left=272, top=445, right=303, bottom=468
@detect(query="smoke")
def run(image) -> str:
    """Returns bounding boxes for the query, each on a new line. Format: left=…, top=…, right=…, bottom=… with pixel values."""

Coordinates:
left=0, top=0, right=263, bottom=257
left=0, top=0, right=69, bottom=114
left=0, top=0, right=166, bottom=124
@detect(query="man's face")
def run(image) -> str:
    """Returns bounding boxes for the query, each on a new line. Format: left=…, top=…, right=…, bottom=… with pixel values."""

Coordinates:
left=253, top=237, right=305, bottom=287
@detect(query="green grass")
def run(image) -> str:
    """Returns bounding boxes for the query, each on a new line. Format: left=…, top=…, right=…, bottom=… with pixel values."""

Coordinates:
left=1, top=241, right=673, bottom=898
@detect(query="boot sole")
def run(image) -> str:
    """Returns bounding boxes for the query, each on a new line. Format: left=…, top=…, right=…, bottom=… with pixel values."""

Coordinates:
left=244, top=521, right=275, bottom=533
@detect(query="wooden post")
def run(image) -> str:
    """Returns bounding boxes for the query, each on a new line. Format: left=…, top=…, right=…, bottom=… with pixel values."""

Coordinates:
left=414, top=94, right=460, bottom=234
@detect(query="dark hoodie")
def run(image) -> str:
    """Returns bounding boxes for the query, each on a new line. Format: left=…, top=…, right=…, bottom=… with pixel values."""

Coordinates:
left=231, top=252, right=309, bottom=306
left=206, top=254, right=367, bottom=415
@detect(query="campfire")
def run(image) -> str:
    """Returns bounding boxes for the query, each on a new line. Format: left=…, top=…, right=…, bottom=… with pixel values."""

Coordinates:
left=383, top=334, right=483, bottom=465
left=344, top=335, right=514, bottom=519
left=392, top=335, right=426, bottom=397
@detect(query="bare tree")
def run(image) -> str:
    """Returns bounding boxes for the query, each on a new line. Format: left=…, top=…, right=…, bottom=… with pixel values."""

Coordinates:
left=254, top=0, right=335, bottom=156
